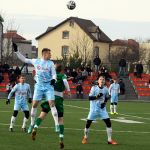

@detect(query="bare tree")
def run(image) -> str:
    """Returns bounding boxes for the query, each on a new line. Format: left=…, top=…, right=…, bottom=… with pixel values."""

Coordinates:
left=70, top=32, right=93, bottom=66
left=2, top=13, right=19, bottom=64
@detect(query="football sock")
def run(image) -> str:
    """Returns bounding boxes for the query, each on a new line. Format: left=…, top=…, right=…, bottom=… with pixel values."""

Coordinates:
left=84, top=128, right=89, bottom=138
left=34, top=118, right=42, bottom=128
left=31, top=107, right=37, bottom=126
left=110, top=105, right=114, bottom=113
left=22, top=117, right=28, bottom=128
left=59, top=124, right=64, bottom=141
left=10, top=116, right=16, bottom=128
left=114, top=105, right=117, bottom=113
left=51, top=106, right=59, bottom=125
left=106, top=127, right=112, bottom=142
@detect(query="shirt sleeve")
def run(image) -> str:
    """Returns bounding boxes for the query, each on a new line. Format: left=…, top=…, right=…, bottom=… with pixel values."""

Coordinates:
left=89, top=86, right=95, bottom=96
left=8, top=85, right=17, bottom=99
left=108, top=84, right=112, bottom=95
left=15, top=51, right=34, bottom=64
left=63, top=79, right=70, bottom=91
left=51, top=62, right=56, bottom=80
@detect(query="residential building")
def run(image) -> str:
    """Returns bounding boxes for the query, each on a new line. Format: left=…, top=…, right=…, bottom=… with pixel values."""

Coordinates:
left=36, top=17, right=112, bottom=64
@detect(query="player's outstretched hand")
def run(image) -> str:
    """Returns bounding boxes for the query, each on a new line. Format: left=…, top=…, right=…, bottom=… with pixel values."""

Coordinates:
left=6, top=99, right=10, bottom=105
left=12, top=42, right=18, bottom=52
left=28, top=98, right=32, bottom=104
left=50, top=79, right=56, bottom=86
left=100, top=102, right=106, bottom=109
left=97, top=93, right=103, bottom=99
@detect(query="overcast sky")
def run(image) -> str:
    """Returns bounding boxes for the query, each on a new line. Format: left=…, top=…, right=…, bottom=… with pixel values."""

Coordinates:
left=1, top=0, right=150, bottom=45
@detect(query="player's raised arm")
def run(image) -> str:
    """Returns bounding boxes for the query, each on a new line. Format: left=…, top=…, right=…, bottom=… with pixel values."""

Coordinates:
left=12, top=43, right=33, bottom=64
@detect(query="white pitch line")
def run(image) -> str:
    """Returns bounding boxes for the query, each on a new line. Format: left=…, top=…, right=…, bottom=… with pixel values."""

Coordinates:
left=64, top=104, right=150, bottom=121
left=0, top=123, right=150, bottom=134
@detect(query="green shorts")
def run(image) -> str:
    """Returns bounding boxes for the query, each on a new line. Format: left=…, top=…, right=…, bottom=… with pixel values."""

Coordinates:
left=40, top=96, right=64, bottom=117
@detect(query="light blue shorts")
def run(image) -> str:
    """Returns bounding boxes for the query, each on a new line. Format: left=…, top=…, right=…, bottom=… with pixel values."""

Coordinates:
left=87, top=108, right=109, bottom=120
left=14, top=101, right=29, bottom=111
left=111, top=94, right=118, bottom=103
left=33, top=83, right=55, bottom=101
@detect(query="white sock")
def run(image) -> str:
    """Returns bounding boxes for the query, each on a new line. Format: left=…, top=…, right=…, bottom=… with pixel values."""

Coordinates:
left=84, top=128, right=89, bottom=138
left=106, top=127, right=112, bottom=142
left=110, top=105, right=114, bottom=113
left=51, top=106, right=59, bottom=125
left=114, top=105, right=117, bottom=113
left=31, top=107, right=37, bottom=126
left=22, top=117, right=28, bottom=128
left=10, top=116, right=16, bottom=128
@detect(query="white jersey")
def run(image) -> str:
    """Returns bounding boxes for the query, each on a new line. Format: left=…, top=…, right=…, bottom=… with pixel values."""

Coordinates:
left=89, top=85, right=109, bottom=112
left=8, top=83, right=32, bottom=101
left=16, top=51, right=56, bottom=83
left=109, top=83, right=120, bottom=96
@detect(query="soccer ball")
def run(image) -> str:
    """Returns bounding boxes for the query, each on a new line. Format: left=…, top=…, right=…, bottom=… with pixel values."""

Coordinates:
left=67, top=1, right=76, bottom=10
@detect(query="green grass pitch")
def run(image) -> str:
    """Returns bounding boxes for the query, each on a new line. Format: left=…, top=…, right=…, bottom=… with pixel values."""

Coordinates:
left=0, top=99, right=150, bottom=150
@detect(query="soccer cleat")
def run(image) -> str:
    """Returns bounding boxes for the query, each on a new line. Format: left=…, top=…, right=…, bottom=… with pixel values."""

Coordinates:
left=9, top=128, right=14, bottom=132
left=32, top=128, right=37, bottom=141
left=108, top=140, right=118, bottom=145
left=28, top=125, right=34, bottom=134
left=55, top=125, right=60, bottom=133
left=82, top=137, right=87, bottom=144
left=60, top=141, right=64, bottom=149
left=22, top=128, right=27, bottom=132
left=114, top=112, right=118, bottom=115
left=110, top=112, right=114, bottom=115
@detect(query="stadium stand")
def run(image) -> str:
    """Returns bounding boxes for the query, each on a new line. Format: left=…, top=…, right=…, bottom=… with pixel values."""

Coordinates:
left=129, top=73, right=150, bottom=99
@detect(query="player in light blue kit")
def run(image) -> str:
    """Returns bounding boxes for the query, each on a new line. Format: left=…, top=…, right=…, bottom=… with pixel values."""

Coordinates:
left=109, top=78, right=120, bottom=114
left=6, top=75, right=32, bottom=132
left=82, top=76, right=117, bottom=145
left=12, top=43, right=59, bottom=134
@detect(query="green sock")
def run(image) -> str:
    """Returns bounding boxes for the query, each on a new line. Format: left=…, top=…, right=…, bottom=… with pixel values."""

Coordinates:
left=35, top=118, right=42, bottom=128
left=59, top=124, right=64, bottom=141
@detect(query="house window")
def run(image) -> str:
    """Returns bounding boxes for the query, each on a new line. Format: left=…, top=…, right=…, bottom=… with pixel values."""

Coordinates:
left=94, top=47, right=99, bottom=56
left=62, top=31, right=69, bottom=39
left=62, top=46, right=69, bottom=57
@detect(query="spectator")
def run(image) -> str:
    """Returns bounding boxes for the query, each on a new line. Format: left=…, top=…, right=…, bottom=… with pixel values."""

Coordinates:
left=136, top=61, right=143, bottom=78
left=3, top=62, right=10, bottom=73
left=81, top=69, right=88, bottom=81
left=118, top=58, right=126, bottom=77
left=118, top=79, right=125, bottom=95
left=133, top=62, right=137, bottom=77
left=76, top=82, right=83, bottom=99
left=149, top=80, right=150, bottom=88
left=9, top=72, right=17, bottom=83
left=14, top=66, right=21, bottom=77
left=93, top=55, right=101, bottom=72
left=86, top=65, right=92, bottom=76
left=71, top=69, right=78, bottom=83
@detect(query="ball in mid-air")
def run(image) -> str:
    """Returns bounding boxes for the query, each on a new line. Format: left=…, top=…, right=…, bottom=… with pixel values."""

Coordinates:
left=67, top=1, right=76, bottom=10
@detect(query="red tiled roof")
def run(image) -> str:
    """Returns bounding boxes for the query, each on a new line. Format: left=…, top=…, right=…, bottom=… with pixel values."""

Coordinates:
left=3, top=30, right=26, bottom=40
left=111, top=39, right=139, bottom=49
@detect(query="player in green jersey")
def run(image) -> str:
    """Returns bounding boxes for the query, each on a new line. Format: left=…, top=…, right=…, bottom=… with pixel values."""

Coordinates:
left=31, top=64, right=71, bottom=149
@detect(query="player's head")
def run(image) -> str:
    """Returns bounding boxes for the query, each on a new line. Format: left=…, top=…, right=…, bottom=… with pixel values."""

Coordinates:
left=56, top=64, right=64, bottom=73
left=18, top=75, right=25, bottom=83
left=42, top=48, right=51, bottom=60
left=98, top=75, right=105, bottom=86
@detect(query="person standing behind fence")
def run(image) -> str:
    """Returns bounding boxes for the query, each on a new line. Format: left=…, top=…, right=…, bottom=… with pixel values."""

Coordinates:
left=136, top=61, right=143, bottom=78
left=118, top=58, right=126, bottom=77
left=93, top=55, right=101, bottom=72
